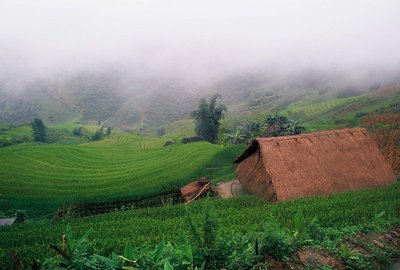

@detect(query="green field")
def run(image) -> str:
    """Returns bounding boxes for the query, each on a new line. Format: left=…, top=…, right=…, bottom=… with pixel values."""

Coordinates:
left=0, top=134, right=244, bottom=217
left=1, top=182, right=399, bottom=269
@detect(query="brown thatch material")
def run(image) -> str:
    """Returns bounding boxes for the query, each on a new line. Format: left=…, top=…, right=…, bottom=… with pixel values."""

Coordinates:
left=234, top=128, right=397, bottom=202
left=213, top=179, right=243, bottom=198
left=180, top=177, right=211, bottom=202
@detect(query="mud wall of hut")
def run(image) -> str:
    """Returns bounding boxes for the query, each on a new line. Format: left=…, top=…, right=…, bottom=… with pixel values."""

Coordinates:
left=235, top=150, right=276, bottom=201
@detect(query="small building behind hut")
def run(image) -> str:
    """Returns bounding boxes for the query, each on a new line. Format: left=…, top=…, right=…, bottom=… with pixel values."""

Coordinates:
left=181, top=177, right=211, bottom=202
left=233, top=128, right=396, bottom=202
left=0, top=218, right=16, bottom=226
left=212, top=179, right=243, bottom=198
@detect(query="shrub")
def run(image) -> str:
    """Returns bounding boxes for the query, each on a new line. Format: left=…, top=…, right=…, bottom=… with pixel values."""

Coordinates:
left=260, top=223, right=296, bottom=260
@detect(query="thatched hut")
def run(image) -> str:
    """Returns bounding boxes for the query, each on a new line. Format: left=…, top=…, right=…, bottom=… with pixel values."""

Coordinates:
left=233, top=128, right=396, bottom=202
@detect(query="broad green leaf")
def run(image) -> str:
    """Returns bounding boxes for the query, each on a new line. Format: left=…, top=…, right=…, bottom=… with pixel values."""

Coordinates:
left=152, top=237, right=165, bottom=262
left=65, top=224, right=74, bottom=252
left=164, top=258, right=174, bottom=270
left=124, top=241, right=135, bottom=260
left=294, top=209, right=305, bottom=238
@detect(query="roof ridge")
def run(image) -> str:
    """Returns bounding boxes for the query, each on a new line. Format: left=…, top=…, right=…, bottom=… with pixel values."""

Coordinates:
left=256, top=128, right=366, bottom=142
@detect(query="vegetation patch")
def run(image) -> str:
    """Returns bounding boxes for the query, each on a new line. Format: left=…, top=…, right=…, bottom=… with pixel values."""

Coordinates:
left=1, top=182, right=400, bottom=268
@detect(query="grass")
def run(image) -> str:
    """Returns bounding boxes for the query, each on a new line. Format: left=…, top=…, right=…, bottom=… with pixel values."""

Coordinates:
left=0, top=133, right=245, bottom=217
left=1, top=182, right=399, bottom=268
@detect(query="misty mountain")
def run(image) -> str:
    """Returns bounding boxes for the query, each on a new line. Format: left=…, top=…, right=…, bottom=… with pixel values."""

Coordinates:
left=0, top=67, right=399, bottom=129
left=65, top=72, right=125, bottom=121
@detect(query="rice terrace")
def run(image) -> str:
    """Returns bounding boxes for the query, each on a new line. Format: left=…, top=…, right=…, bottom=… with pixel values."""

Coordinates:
left=1, top=1, right=400, bottom=269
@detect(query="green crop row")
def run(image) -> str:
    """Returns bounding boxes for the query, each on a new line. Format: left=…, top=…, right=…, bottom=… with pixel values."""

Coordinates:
left=0, top=135, right=245, bottom=217
left=285, top=96, right=362, bottom=119
left=1, top=182, right=400, bottom=269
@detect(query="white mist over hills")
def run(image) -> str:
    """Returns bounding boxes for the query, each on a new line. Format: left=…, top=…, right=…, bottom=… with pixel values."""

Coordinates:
left=0, top=0, right=400, bottom=126
left=1, top=0, right=400, bottom=81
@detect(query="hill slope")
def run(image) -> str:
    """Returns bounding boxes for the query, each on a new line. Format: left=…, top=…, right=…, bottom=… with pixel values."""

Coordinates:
left=0, top=133, right=244, bottom=216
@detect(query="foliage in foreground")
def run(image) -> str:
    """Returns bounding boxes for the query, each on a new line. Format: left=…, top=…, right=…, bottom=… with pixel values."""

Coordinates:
left=30, top=208, right=400, bottom=270
left=2, top=182, right=400, bottom=269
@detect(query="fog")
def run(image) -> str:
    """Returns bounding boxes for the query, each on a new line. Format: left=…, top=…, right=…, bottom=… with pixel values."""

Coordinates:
left=1, top=0, right=400, bottom=84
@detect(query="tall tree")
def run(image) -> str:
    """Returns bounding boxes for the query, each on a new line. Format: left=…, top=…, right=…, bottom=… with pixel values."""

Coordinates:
left=191, top=94, right=227, bottom=143
left=31, top=118, right=47, bottom=142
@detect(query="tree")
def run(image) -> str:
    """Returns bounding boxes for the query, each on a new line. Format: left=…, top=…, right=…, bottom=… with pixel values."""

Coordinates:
left=191, top=94, right=227, bottom=143
left=105, top=126, right=112, bottom=136
left=31, top=118, right=47, bottom=142
left=264, top=113, right=305, bottom=137
left=92, top=126, right=104, bottom=141
left=157, top=127, right=165, bottom=137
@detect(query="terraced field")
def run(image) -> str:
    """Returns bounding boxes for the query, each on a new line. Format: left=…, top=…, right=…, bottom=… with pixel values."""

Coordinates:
left=285, top=96, right=362, bottom=119
left=0, top=134, right=244, bottom=217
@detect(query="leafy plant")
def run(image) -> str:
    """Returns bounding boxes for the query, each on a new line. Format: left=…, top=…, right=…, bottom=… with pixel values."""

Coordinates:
left=264, top=113, right=305, bottom=137
left=43, top=225, right=121, bottom=270
left=223, top=126, right=245, bottom=144
left=260, top=223, right=296, bottom=260
left=118, top=241, right=138, bottom=269
left=338, top=244, right=372, bottom=270
left=14, top=210, right=27, bottom=223
left=293, top=209, right=312, bottom=246
left=185, top=206, right=221, bottom=269
left=306, top=220, right=326, bottom=243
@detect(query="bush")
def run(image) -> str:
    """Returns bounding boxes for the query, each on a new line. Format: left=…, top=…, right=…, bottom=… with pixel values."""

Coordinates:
left=43, top=225, right=121, bottom=270
left=0, top=140, right=12, bottom=147
left=72, top=127, right=83, bottom=136
left=14, top=210, right=27, bottom=223
left=92, top=130, right=104, bottom=141
left=260, top=223, right=296, bottom=260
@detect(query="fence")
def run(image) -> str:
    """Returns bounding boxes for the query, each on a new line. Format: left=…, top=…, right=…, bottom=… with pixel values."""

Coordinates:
left=56, top=191, right=184, bottom=218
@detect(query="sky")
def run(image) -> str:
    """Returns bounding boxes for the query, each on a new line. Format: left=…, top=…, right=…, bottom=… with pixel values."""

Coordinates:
left=0, top=0, right=400, bottom=80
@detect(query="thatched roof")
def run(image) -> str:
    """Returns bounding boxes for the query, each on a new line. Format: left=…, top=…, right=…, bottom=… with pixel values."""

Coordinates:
left=234, top=128, right=396, bottom=201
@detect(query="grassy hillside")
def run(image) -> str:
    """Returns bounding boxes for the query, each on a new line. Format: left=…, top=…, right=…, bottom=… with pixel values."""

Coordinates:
left=0, top=121, right=101, bottom=146
left=284, top=96, right=363, bottom=119
left=0, top=124, right=32, bottom=142
left=0, top=133, right=244, bottom=217
left=1, top=182, right=399, bottom=268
